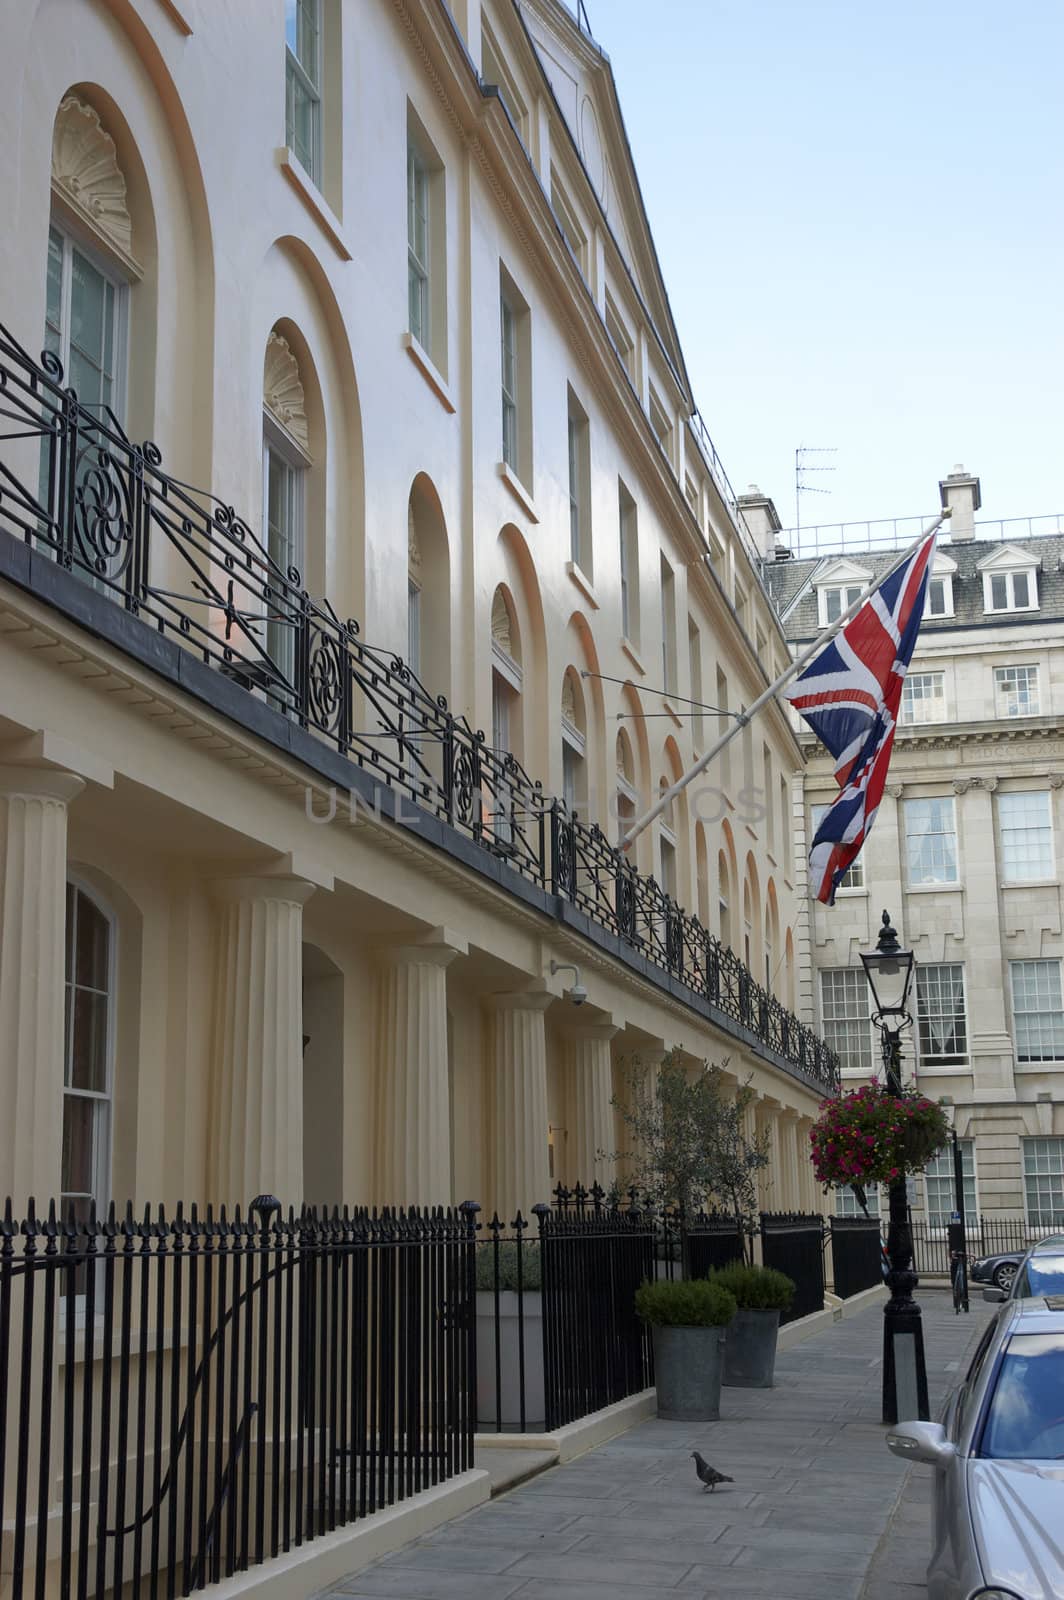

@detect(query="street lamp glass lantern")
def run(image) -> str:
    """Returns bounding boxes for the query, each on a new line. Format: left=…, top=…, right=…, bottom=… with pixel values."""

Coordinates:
left=860, top=910, right=915, bottom=1021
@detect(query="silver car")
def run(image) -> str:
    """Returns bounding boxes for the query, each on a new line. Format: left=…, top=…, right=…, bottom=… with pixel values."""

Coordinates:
left=887, top=1297, right=1064, bottom=1600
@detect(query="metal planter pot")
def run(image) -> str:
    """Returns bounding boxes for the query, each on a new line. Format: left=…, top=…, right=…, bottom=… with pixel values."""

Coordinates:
left=722, top=1307, right=781, bottom=1389
left=475, top=1290, right=546, bottom=1429
left=652, top=1324, right=728, bottom=1421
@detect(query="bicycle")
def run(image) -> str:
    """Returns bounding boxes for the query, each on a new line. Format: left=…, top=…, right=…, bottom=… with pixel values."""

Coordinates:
left=949, top=1247, right=970, bottom=1315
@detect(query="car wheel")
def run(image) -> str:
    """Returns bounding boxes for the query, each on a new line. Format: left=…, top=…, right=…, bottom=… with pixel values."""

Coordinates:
left=993, top=1262, right=1017, bottom=1291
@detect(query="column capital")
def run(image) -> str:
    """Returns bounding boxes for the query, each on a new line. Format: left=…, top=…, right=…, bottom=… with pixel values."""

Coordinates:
left=211, top=874, right=317, bottom=909
left=486, top=985, right=554, bottom=1015
left=385, top=925, right=468, bottom=969
left=0, top=765, right=85, bottom=806
left=562, top=1014, right=619, bottom=1044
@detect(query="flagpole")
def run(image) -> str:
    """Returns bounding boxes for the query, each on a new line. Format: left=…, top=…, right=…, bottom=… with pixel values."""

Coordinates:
left=619, top=509, right=950, bottom=853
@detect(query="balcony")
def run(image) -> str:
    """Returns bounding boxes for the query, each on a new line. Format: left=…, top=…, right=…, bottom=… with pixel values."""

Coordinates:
left=0, top=320, right=838, bottom=1093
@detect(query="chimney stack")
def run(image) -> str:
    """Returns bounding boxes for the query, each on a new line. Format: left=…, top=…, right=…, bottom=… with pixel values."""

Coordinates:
left=736, top=484, right=784, bottom=561
left=939, top=464, right=981, bottom=543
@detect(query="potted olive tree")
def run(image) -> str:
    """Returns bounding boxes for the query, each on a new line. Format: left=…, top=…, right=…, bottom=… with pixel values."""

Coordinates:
left=607, top=1050, right=769, bottom=1263
left=635, top=1278, right=737, bottom=1420
left=709, top=1262, right=795, bottom=1388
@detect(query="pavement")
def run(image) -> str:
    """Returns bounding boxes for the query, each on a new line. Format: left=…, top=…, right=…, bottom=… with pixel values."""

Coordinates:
left=318, top=1289, right=994, bottom=1600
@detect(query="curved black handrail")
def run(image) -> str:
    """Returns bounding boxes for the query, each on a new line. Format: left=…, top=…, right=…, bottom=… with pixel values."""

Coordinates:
left=0, top=319, right=838, bottom=1092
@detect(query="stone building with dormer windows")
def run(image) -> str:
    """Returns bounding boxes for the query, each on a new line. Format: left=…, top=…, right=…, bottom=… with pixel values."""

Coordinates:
left=762, top=468, right=1064, bottom=1229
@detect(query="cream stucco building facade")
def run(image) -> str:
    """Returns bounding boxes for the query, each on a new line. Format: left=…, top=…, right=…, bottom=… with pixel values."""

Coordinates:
left=0, top=0, right=836, bottom=1227
left=763, top=469, right=1064, bottom=1229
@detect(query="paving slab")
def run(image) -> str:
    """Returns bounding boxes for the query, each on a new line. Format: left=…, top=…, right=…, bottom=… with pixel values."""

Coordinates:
left=316, top=1290, right=993, bottom=1600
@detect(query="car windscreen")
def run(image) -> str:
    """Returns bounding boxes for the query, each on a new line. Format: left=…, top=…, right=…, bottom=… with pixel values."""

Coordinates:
left=981, top=1332, right=1064, bottom=1459
left=1013, top=1257, right=1064, bottom=1298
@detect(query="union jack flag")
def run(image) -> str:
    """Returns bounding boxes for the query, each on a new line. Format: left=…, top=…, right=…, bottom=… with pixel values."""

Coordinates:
left=783, top=531, right=938, bottom=905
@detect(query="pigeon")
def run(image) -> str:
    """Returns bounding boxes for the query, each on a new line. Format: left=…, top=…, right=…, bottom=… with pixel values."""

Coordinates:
left=691, top=1451, right=733, bottom=1493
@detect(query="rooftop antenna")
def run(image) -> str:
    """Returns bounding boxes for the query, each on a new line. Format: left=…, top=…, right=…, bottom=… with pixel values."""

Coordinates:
left=795, top=446, right=836, bottom=531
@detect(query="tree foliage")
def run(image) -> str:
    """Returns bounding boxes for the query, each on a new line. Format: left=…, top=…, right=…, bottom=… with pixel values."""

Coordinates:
left=606, top=1049, right=770, bottom=1257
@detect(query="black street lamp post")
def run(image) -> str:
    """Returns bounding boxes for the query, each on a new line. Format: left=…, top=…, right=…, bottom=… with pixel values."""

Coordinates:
left=860, top=910, right=930, bottom=1426
left=943, top=1102, right=970, bottom=1314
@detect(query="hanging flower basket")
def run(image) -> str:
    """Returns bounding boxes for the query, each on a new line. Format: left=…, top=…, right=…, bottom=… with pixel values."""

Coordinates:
left=809, top=1082, right=949, bottom=1189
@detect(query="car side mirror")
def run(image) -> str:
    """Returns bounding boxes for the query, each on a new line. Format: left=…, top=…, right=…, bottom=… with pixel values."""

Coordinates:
left=886, top=1422, right=957, bottom=1470
left=982, top=1287, right=1006, bottom=1304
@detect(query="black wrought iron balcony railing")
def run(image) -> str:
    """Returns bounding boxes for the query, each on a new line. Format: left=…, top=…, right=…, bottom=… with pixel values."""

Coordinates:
left=0, top=321, right=838, bottom=1091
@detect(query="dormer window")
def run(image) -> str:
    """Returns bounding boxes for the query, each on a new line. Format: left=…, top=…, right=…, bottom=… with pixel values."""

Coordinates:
left=821, top=584, right=862, bottom=624
left=814, top=559, right=872, bottom=628
left=986, top=570, right=1036, bottom=613
left=927, top=576, right=951, bottom=616
left=978, top=545, right=1039, bottom=615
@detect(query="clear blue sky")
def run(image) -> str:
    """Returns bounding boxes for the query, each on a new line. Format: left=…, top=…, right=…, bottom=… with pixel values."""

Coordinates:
left=589, top=0, right=1063, bottom=531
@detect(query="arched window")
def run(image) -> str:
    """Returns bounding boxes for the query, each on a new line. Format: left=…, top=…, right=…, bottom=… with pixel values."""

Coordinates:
left=561, top=669, right=587, bottom=815
left=491, top=586, right=522, bottom=845
left=262, top=329, right=313, bottom=684
left=491, top=587, right=522, bottom=755
left=718, top=850, right=732, bottom=949
left=657, top=776, right=677, bottom=900
left=63, top=882, right=114, bottom=1224
left=408, top=501, right=422, bottom=678
left=695, top=823, right=709, bottom=927
left=743, top=877, right=753, bottom=971
left=615, top=729, right=636, bottom=843
left=43, top=97, right=139, bottom=589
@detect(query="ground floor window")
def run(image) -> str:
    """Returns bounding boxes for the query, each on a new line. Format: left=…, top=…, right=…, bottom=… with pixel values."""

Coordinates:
left=923, top=1140, right=976, bottom=1230
left=834, top=1185, right=880, bottom=1218
left=1023, top=1137, right=1064, bottom=1228
left=62, top=882, right=114, bottom=1225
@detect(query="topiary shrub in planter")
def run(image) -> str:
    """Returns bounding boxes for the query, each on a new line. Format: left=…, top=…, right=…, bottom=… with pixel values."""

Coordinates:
left=475, top=1242, right=544, bottom=1429
left=635, top=1278, right=737, bottom=1421
left=708, top=1263, right=795, bottom=1389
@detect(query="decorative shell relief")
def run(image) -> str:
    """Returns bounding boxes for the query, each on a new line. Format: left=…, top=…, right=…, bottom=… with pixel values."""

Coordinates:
left=561, top=671, right=577, bottom=726
left=52, top=97, right=134, bottom=258
left=263, top=332, right=309, bottom=453
left=408, top=502, right=422, bottom=574
left=491, top=588, right=513, bottom=654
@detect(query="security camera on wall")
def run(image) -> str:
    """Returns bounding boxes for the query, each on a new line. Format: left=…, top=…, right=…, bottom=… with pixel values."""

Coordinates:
left=550, top=959, right=587, bottom=1008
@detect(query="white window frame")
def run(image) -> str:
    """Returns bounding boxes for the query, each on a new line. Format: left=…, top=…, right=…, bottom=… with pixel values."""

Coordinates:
left=262, top=413, right=308, bottom=686
left=900, top=671, right=946, bottom=726
left=998, top=790, right=1055, bottom=885
left=819, top=968, right=876, bottom=1076
left=811, top=803, right=864, bottom=891
left=923, top=1140, right=976, bottom=1233
left=62, top=877, right=116, bottom=1226
left=500, top=293, right=519, bottom=472
left=817, top=583, right=864, bottom=628
left=916, top=962, right=969, bottom=1068
left=984, top=567, right=1038, bottom=614
left=994, top=664, right=1040, bottom=719
left=407, top=576, right=421, bottom=679
left=407, top=142, right=430, bottom=351
left=1022, top=1137, right=1064, bottom=1230
left=926, top=575, right=953, bottom=618
left=1010, top=959, right=1064, bottom=1063
left=285, top=0, right=323, bottom=187
left=604, top=289, right=634, bottom=378
left=904, top=795, right=959, bottom=887
left=834, top=1185, right=882, bottom=1219
left=45, top=221, right=129, bottom=425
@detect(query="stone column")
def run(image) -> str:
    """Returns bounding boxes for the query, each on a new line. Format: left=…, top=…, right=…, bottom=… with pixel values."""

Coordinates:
left=565, top=1019, right=619, bottom=1191
left=779, top=1110, right=803, bottom=1212
left=487, top=990, right=553, bottom=1224
left=0, top=765, right=85, bottom=1211
left=209, top=875, right=315, bottom=1210
left=0, top=765, right=84, bottom=1530
left=757, top=1099, right=784, bottom=1213
left=376, top=929, right=466, bottom=1205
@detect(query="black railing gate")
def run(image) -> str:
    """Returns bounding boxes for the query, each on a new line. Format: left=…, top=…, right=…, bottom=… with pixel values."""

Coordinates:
left=0, top=1199, right=477, bottom=1600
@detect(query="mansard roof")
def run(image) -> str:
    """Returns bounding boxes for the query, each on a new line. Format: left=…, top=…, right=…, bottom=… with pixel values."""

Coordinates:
left=766, top=530, right=1064, bottom=639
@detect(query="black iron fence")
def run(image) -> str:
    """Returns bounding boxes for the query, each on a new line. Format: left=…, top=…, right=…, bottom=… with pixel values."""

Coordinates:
left=909, top=1214, right=1056, bottom=1278
left=0, top=320, right=838, bottom=1094
left=829, top=1217, right=885, bottom=1300
left=760, top=1212, right=826, bottom=1324
left=474, top=1187, right=654, bottom=1433
left=0, top=1198, right=476, bottom=1600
